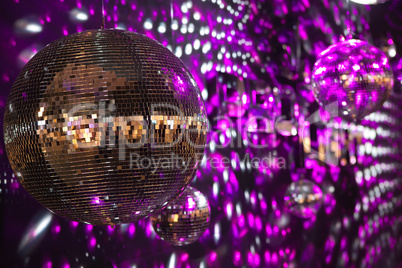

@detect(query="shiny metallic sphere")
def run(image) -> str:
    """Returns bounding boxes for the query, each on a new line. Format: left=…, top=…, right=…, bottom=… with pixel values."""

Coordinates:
left=150, top=186, right=211, bottom=246
left=4, top=29, right=207, bottom=225
left=311, top=39, right=393, bottom=121
left=284, top=179, right=323, bottom=218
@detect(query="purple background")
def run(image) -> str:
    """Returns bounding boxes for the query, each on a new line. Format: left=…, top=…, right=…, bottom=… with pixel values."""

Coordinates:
left=1, top=0, right=402, bottom=267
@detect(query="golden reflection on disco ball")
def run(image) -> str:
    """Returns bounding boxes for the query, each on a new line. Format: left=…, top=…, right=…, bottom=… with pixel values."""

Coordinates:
left=284, top=179, right=323, bottom=218
left=3, top=29, right=207, bottom=225
left=150, top=186, right=211, bottom=246
left=311, top=39, right=393, bottom=121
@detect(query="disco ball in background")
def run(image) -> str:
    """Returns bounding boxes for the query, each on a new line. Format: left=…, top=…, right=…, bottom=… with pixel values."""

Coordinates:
left=311, top=39, right=393, bottom=121
left=284, top=179, right=323, bottom=218
left=394, top=59, right=402, bottom=94
left=3, top=29, right=207, bottom=225
left=150, top=186, right=211, bottom=246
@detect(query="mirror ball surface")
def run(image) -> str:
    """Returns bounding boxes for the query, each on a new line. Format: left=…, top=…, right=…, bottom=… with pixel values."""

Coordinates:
left=151, top=186, right=211, bottom=246
left=312, top=39, right=393, bottom=121
left=3, top=29, right=208, bottom=225
left=284, top=179, right=323, bottom=218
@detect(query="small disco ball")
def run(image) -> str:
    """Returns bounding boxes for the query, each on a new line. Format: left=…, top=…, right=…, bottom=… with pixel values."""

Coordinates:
left=311, top=39, right=393, bottom=121
left=284, top=179, right=323, bottom=218
left=3, top=29, right=207, bottom=225
left=150, top=186, right=211, bottom=246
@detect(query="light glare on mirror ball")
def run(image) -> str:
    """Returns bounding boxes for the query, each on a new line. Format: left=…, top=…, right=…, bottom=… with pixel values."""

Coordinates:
left=350, top=0, right=389, bottom=5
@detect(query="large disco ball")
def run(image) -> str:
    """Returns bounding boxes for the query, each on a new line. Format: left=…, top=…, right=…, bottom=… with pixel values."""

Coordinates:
left=311, top=39, right=393, bottom=121
left=3, top=29, right=208, bottom=225
left=284, top=179, right=323, bottom=218
left=150, top=186, right=211, bottom=246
